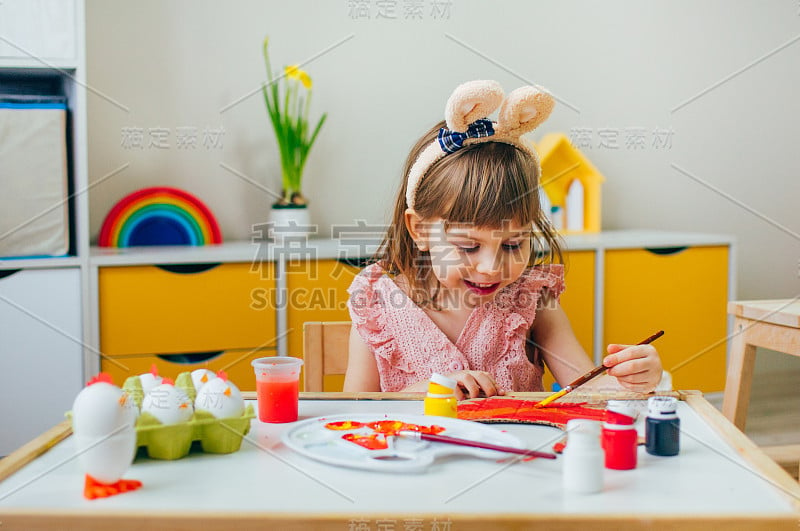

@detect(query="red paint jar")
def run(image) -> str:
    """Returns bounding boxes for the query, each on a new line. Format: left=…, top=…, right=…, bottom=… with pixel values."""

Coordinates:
left=601, top=403, right=638, bottom=470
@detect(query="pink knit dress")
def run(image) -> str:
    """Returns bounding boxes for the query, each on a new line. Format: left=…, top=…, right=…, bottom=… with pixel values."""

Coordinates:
left=347, top=263, right=565, bottom=392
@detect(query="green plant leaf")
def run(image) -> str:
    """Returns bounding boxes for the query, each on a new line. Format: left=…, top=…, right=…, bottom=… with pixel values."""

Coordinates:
left=261, top=36, right=325, bottom=198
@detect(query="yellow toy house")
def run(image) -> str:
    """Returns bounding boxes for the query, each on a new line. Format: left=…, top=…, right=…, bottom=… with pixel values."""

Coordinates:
left=535, top=133, right=605, bottom=233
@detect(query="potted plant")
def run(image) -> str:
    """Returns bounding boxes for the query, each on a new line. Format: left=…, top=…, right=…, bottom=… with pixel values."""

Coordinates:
left=261, top=36, right=327, bottom=230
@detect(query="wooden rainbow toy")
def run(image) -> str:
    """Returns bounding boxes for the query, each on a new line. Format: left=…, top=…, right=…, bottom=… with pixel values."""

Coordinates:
left=98, top=187, right=222, bottom=247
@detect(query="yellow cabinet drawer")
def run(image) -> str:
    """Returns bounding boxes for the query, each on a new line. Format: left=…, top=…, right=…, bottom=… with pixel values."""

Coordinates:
left=604, top=246, right=729, bottom=392
left=286, top=258, right=363, bottom=391
left=560, top=251, right=595, bottom=357
left=101, top=349, right=275, bottom=392
left=543, top=250, right=595, bottom=391
left=99, top=263, right=276, bottom=356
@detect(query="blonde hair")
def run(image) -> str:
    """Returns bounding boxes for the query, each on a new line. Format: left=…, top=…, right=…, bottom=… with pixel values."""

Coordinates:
left=377, top=121, right=563, bottom=309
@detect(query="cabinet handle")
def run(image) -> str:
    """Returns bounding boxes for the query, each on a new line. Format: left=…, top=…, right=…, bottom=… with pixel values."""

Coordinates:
left=155, top=263, right=222, bottom=274
left=0, top=269, right=22, bottom=281
left=156, top=351, right=224, bottom=364
left=644, top=246, right=688, bottom=256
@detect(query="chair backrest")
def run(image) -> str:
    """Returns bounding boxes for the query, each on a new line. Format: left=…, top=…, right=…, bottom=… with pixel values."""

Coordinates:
left=303, top=321, right=351, bottom=392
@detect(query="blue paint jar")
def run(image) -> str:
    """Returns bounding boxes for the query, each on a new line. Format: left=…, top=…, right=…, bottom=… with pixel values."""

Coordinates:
left=645, top=396, right=680, bottom=456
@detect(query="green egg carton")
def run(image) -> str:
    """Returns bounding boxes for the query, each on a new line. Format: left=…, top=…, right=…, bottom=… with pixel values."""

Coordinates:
left=123, top=372, right=255, bottom=460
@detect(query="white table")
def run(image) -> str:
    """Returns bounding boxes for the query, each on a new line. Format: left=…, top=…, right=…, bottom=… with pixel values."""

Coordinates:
left=0, top=392, right=798, bottom=530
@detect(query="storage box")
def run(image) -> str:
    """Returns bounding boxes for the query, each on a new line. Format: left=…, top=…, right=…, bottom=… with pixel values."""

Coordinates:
left=0, top=96, right=70, bottom=257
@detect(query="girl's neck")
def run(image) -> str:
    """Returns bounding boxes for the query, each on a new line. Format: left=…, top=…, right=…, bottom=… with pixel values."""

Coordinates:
left=394, top=273, right=485, bottom=313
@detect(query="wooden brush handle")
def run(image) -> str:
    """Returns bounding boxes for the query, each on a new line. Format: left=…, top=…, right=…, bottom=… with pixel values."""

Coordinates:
left=565, top=330, right=665, bottom=390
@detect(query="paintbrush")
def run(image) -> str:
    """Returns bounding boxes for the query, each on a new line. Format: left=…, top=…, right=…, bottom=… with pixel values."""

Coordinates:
left=398, top=431, right=557, bottom=459
left=534, top=330, right=665, bottom=408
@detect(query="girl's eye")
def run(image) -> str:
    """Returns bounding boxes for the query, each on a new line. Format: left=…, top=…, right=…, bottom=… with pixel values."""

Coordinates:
left=502, top=242, right=523, bottom=251
left=456, top=245, right=479, bottom=254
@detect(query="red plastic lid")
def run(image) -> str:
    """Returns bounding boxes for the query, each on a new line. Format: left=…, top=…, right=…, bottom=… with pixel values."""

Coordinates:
left=605, top=408, right=636, bottom=425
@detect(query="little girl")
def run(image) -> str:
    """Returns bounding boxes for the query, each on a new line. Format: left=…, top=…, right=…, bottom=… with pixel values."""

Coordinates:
left=343, top=80, right=664, bottom=399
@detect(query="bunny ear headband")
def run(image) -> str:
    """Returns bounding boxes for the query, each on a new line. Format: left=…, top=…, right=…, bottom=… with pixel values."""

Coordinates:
left=406, top=79, right=555, bottom=210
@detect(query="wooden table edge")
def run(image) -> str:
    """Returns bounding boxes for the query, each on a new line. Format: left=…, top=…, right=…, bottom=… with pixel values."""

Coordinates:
left=0, top=509, right=798, bottom=530
left=0, top=419, right=72, bottom=484
left=683, top=393, right=800, bottom=511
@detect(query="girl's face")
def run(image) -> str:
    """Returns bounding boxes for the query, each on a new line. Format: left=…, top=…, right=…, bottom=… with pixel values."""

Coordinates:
left=415, top=218, right=533, bottom=308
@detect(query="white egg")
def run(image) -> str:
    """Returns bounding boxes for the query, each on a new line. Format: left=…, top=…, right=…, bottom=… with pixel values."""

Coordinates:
left=72, top=382, right=138, bottom=483
left=139, top=372, right=163, bottom=395
left=194, top=377, right=244, bottom=419
left=141, top=384, right=194, bottom=425
left=190, top=369, right=217, bottom=392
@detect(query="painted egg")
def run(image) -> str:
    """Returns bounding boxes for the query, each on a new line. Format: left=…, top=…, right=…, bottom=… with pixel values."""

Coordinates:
left=194, top=377, right=244, bottom=419
left=139, top=372, right=163, bottom=395
left=72, top=381, right=138, bottom=483
left=141, top=383, right=194, bottom=425
left=190, top=369, right=217, bottom=392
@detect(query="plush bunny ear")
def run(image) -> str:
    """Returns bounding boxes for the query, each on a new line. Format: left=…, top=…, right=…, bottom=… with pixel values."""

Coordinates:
left=495, top=86, right=555, bottom=138
left=444, top=80, right=504, bottom=132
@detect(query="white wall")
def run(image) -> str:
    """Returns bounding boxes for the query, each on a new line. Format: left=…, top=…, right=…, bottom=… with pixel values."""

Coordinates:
left=86, top=0, right=800, bottom=309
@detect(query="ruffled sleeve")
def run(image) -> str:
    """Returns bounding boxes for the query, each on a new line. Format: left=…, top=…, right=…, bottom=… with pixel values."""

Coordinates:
left=346, top=264, right=401, bottom=365
left=528, top=263, right=565, bottom=301
left=495, top=264, right=565, bottom=325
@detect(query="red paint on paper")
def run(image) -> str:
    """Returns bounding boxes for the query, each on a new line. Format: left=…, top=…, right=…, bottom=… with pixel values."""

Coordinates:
left=457, top=398, right=605, bottom=428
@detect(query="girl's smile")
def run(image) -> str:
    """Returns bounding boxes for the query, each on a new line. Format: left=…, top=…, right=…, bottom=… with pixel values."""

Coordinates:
left=415, top=219, right=533, bottom=308
left=463, top=280, right=501, bottom=296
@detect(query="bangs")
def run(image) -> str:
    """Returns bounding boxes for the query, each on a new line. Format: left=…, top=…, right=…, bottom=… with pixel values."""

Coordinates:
left=417, top=142, right=539, bottom=228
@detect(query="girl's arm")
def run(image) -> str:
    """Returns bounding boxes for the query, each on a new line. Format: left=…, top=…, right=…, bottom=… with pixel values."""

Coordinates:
left=532, top=302, right=663, bottom=392
left=343, top=324, right=501, bottom=398
left=343, top=324, right=381, bottom=392
left=530, top=302, right=595, bottom=386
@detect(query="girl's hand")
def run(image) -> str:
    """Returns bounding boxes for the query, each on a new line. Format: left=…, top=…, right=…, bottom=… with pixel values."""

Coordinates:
left=446, top=370, right=506, bottom=400
left=603, top=344, right=663, bottom=393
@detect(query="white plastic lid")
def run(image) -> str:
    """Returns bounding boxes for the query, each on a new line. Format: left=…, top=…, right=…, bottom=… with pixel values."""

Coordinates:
left=648, top=396, right=678, bottom=415
left=429, top=372, right=457, bottom=390
left=251, top=356, right=303, bottom=376
left=565, top=419, right=601, bottom=449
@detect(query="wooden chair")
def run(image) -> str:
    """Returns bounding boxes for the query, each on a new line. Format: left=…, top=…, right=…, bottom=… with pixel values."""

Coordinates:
left=303, top=321, right=351, bottom=392
left=722, top=300, right=800, bottom=480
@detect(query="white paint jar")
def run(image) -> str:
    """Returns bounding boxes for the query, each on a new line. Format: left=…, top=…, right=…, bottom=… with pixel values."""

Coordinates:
left=562, top=419, right=604, bottom=494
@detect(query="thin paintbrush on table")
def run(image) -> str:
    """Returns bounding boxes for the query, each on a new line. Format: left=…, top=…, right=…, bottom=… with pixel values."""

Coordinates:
left=535, top=330, right=665, bottom=408
left=398, top=431, right=557, bottom=459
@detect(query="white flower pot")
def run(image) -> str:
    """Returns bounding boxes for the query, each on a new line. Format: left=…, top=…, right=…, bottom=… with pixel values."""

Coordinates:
left=267, top=206, right=313, bottom=243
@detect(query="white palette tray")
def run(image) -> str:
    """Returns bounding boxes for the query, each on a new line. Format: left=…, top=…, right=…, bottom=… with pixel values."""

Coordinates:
left=282, top=413, right=528, bottom=473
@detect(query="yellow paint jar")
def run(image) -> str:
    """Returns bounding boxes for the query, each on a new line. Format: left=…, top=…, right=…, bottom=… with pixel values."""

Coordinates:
left=423, top=373, right=458, bottom=418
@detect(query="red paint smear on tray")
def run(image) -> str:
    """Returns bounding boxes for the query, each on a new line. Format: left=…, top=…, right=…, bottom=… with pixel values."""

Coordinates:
left=325, top=420, right=366, bottom=431
left=329, top=420, right=447, bottom=450
left=342, top=433, right=388, bottom=450
left=401, top=423, right=446, bottom=435
left=367, top=420, right=407, bottom=435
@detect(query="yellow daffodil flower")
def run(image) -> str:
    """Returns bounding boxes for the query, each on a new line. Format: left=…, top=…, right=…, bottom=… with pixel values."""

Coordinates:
left=285, top=65, right=312, bottom=89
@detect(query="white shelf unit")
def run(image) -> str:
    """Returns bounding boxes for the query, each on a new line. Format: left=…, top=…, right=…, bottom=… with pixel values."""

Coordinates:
left=0, top=0, right=88, bottom=455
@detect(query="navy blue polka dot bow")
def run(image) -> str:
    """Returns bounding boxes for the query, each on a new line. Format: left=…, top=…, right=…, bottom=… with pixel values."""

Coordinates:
left=437, top=119, right=495, bottom=154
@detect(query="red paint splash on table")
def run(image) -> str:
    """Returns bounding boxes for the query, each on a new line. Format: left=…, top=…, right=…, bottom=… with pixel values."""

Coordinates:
left=457, top=398, right=606, bottom=428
